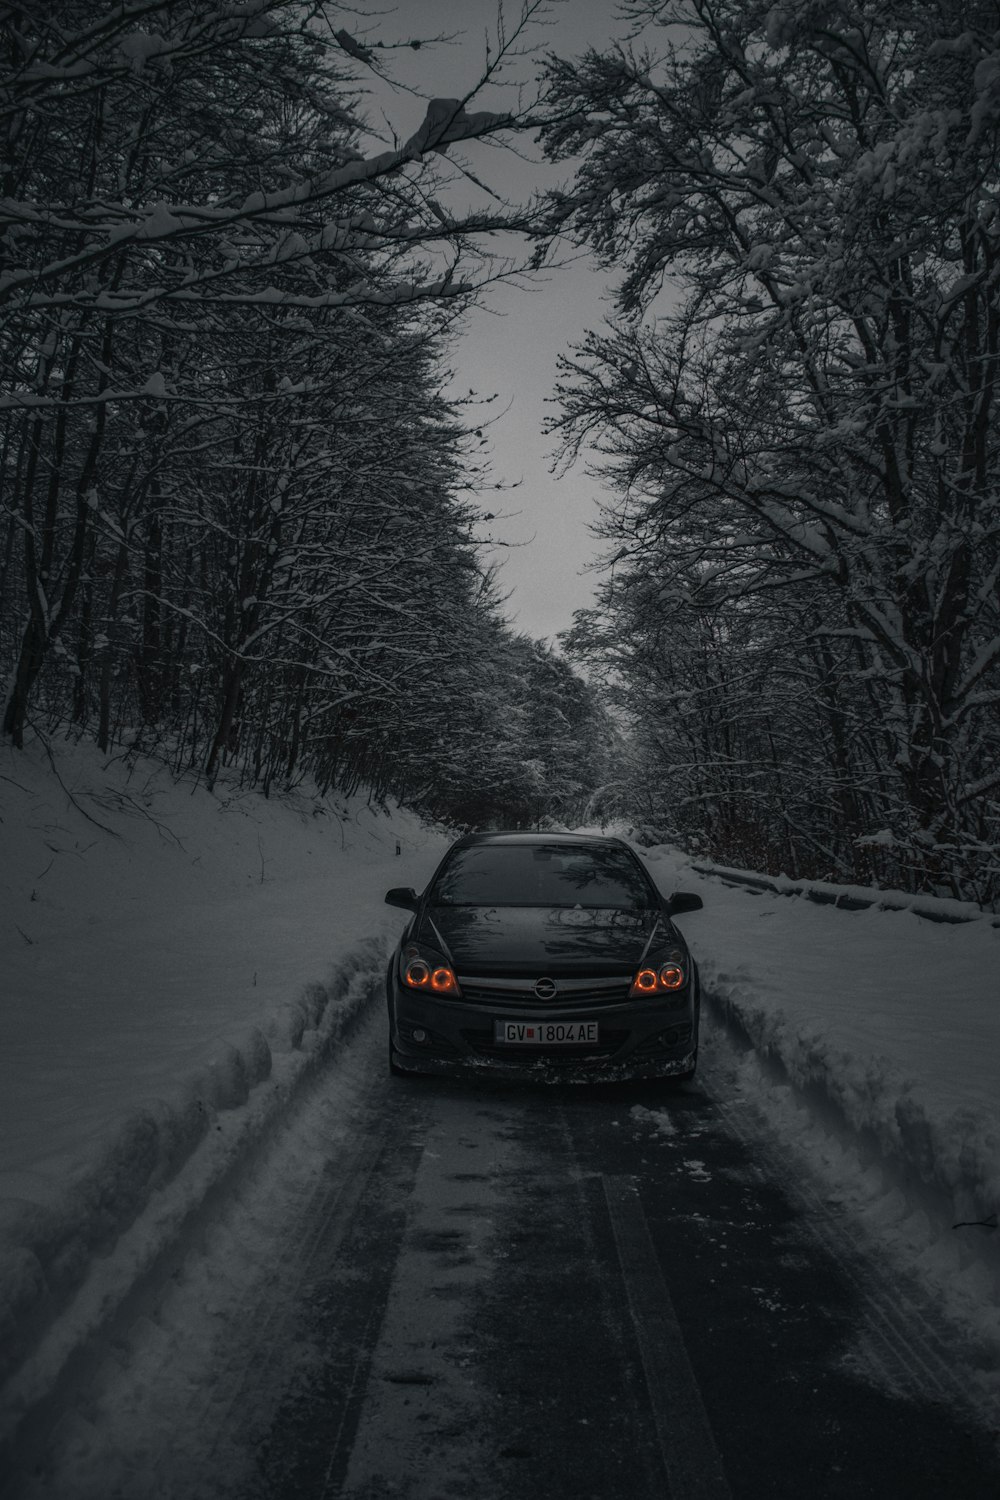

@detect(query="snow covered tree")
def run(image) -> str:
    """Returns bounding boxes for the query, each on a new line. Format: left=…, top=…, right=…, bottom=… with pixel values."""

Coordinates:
left=542, top=0, right=1000, bottom=899
left=0, top=1, right=609, bottom=830
left=0, top=0, right=536, bottom=747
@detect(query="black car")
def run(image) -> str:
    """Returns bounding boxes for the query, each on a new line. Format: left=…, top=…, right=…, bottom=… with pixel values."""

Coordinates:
left=384, top=831, right=703, bottom=1083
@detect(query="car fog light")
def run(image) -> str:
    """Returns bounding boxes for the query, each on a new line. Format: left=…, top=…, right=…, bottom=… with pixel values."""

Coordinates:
left=412, top=1028, right=428, bottom=1044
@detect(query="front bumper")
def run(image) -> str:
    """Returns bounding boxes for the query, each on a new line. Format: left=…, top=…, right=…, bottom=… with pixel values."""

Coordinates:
left=388, top=976, right=699, bottom=1082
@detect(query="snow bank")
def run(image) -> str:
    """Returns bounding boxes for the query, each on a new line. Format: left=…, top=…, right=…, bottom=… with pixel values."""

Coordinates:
left=691, top=857, right=1000, bottom=926
left=0, top=947, right=379, bottom=1408
left=0, top=736, right=448, bottom=1426
left=641, top=843, right=1000, bottom=1343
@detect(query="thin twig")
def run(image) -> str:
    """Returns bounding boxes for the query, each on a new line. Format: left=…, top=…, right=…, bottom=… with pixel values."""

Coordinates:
left=30, top=723, right=121, bottom=838
left=83, top=787, right=184, bottom=849
left=0, top=772, right=33, bottom=794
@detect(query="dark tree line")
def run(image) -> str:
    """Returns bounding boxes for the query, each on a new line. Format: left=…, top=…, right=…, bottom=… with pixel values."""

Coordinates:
left=0, top=1, right=613, bottom=828
left=540, top=0, right=1000, bottom=903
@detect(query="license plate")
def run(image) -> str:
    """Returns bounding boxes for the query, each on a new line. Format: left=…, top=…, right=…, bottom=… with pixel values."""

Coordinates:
left=494, top=1020, right=599, bottom=1046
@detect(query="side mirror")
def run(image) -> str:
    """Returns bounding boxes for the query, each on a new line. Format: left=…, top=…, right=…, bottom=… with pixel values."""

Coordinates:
left=384, top=886, right=418, bottom=911
left=666, top=891, right=703, bottom=916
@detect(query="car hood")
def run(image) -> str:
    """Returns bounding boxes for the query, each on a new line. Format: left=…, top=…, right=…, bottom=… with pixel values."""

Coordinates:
left=420, top=905, right=666, bottom=977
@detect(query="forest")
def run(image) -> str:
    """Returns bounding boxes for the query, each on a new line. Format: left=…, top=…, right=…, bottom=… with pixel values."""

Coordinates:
left=543, top=0, right=1000, bottom=904
left=3, top=0, right=1000, bottom=903
left=0, top=1, right=611, bottom=830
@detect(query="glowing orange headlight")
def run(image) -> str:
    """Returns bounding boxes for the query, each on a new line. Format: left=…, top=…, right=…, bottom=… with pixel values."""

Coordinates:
left=403, top=958, right=459, bottom=994
left=629, top=960, right=686, bottom=997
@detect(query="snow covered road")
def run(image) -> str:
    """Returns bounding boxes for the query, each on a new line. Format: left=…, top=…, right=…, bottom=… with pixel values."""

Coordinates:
left=6, top=1005, right=997, bottom=1500
left=2, top=746, right=998, bottom=1496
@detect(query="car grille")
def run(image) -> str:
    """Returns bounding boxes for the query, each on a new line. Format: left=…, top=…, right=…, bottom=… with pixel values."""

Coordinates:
left=458, top=978, right=632, bottom=1008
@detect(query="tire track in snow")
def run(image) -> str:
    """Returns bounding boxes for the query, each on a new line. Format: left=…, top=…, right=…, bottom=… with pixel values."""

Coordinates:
left=707, top=1079, right=993, bottom=1432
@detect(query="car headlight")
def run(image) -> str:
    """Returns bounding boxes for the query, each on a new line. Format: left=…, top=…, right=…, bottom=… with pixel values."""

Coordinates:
left=629, top=950, right=687, bottom=997
left=400, top=943, right=461, bottom=997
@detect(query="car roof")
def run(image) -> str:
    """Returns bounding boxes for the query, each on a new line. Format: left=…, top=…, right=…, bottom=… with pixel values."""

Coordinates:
left=451, top=831, right=631, bottom=850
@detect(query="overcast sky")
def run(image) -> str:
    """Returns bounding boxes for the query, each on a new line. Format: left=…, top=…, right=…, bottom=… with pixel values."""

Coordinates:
left=361, top=1, right=640, bottom=644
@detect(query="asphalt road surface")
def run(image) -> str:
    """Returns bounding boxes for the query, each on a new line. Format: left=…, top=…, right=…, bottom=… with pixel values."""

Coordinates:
left=11, top=1006, right=1000, bottom=1500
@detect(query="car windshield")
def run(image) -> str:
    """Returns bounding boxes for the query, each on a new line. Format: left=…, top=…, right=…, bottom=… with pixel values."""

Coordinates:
left=429, top=843, right=655, bottom=909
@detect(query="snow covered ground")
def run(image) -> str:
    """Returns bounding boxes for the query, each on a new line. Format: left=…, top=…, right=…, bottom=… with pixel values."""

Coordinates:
left=0, top=736, right=450, bottom=1431
left=638, top=841, right=1000, bottom=1409
left=1, top=738, right=997, bottom=1444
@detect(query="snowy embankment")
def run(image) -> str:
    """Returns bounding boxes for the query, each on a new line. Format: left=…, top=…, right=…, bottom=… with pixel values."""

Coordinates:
left=2, top=746, right=998, bottom=1436
left=640, top=843, right=1000, bottom=1367
left=0, top=738, right=449, bottom=1436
